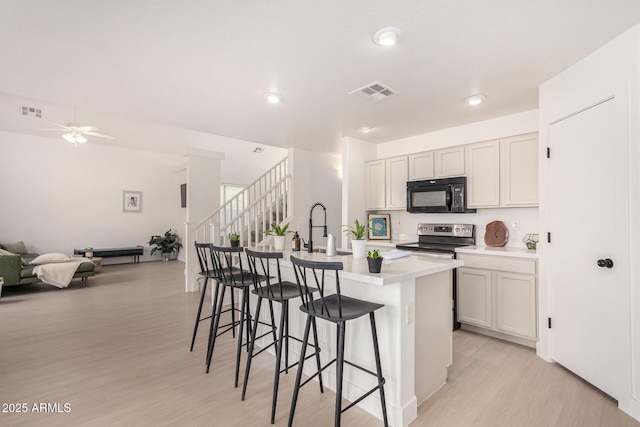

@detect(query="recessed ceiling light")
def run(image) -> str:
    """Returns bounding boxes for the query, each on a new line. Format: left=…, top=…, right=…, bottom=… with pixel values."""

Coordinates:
left=372, top=27, right=400, bottom=47
left=359, top=126, right=374, bottom=133
left=465, top=95, right=486, bottom=106
left=264, top=92, right=282, bottom=104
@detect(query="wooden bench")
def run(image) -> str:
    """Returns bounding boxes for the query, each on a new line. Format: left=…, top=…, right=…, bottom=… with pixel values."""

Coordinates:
left=74, top=246, right=144, bottom=264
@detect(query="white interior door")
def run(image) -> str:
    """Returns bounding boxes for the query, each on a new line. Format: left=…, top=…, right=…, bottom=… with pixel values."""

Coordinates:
left=548, top=97, right=627, bottom=398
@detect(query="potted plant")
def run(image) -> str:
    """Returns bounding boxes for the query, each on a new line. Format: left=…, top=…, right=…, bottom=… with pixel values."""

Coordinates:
left=367, top=249, right=383, bottom=273
left=342, top=218, right=370, bottom=259
left=149, top=229, right=183, bottom=262
left=84, top=247, right=94, bottom=258
left=264, top=223, right=292, bottom=251
left=229, top=232, right=240, bottom=248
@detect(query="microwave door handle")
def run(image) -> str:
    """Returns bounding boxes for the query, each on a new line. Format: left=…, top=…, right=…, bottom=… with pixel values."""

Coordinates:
left=446, top=186, right=452, bottom=210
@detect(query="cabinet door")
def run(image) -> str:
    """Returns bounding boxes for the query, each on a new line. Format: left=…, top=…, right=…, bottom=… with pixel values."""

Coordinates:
left=435, top=146, right=465, bottom=177
left=457, top=267, right=493, bottom=328
left=408, top=151, right=435, bottom=180
left=466, top=140, right=500, bottom=208
left=386, top=156, right=408, bottom=209
left=365, top=160, right=386, bottom=210
left=496, top=272, right=537, bottom=339
left=501, top=135, right=538, bottom=206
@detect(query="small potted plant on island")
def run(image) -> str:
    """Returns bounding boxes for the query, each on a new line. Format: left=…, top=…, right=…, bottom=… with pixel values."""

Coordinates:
left=230, top=232, right=240, bottom=248
left=264, top=223, right=292, bottom=251
left=149, top=229, right=183, bottom=262
left=342, top=218, right=370, bottom=259
left=367, top=249, right=383, bottom=273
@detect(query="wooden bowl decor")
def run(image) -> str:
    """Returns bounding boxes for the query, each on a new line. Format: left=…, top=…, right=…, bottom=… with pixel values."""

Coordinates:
left=484, top=221, right=509, bottom=247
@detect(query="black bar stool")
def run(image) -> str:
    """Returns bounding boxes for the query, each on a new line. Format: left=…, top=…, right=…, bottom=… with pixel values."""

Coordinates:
left=288, top=256, right=389, bottom=427
left=242, top=249, right=324, bottom=424
left=190, top=242, right=219, bottom=352
left=205, top=245, right=256, bottom=387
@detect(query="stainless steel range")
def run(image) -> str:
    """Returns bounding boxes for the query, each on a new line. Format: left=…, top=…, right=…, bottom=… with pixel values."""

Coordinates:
left=396, top=223, right=475, bottom=330
left=396, top=223, right=475, bottom=257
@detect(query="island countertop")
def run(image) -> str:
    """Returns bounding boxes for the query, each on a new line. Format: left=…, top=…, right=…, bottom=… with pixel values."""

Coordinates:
left=249, top=246, right=463, bottom=286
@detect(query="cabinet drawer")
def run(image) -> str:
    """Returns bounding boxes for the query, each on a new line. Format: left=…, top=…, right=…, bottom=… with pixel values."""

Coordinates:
left=457, top=253, right=536, bottom=275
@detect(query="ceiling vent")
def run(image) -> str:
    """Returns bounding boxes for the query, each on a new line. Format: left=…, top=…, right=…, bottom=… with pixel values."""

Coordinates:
left=21, top=105, right=42, bottom=118
left=348, top=81, right=399, bottom=102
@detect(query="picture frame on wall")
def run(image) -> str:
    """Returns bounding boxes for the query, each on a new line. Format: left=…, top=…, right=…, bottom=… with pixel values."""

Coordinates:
left=123, top=190, right=142, bottom=213
left=368, top=213, right=391, bottom=240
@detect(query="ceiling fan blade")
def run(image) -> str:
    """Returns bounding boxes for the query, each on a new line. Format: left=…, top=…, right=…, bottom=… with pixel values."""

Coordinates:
left=77, top=125, right=99, bottom=132
left=37, top=128, right=69, bottom=132
left=84, top=131, right=115, bottom=140
left=42, top=121, right=72, bottom=131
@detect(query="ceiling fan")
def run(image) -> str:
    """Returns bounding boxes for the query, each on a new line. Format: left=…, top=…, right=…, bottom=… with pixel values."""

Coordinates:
left=40, top=110, right=114, bottom=146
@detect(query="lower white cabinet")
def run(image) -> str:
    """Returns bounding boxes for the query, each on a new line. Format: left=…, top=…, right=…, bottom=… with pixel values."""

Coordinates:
left=457, top=253, right=537, bottom=344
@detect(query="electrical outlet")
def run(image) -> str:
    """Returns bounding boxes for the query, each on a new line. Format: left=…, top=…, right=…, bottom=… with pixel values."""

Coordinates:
left=406, top=303, right=415, bottom=324
left=512, top=220, right=520, bottom=230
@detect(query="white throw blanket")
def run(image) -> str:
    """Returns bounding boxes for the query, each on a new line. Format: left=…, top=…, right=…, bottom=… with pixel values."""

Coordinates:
left=32, top=261, right=90, bottom=288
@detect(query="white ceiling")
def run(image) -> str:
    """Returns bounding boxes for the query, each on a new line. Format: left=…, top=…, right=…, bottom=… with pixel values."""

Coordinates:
left=1, top=0, right=640, bottom=155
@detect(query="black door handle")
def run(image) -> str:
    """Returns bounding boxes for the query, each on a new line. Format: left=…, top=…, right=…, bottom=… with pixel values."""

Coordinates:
left=597, top=258, right=614, bottom=269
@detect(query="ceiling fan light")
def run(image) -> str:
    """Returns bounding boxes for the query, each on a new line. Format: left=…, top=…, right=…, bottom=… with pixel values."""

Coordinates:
left=359, top=126, right=374, bottom=133
left=373, top=27, right=400, bottom=47
left=76, top=134, right=87, bottom=144
left=62, top=132, right=87, bottom=144
left=62, top=133, right=75, bottom=143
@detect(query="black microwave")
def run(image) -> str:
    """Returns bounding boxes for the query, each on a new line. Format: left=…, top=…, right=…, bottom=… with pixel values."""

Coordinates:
left=406, top=177, right=476, bottom=213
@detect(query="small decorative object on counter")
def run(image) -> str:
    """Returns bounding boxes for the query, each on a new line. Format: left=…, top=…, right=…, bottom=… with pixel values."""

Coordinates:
left=343, top=218, right=371, bottom=259
left=264, top=223, right=292, bottom=251
left=84, top=247, right=94, bottom=258
left=522, top=233, right=539, bottom=250
left=367, top=249, right=383, bottom=273
left=326, top=234, right=337, bottom=257
left=229, top=232, right=240, bottom=248
left=292, top=231, right=301, bottom=251
left=484, top=221, right=508, bottom=247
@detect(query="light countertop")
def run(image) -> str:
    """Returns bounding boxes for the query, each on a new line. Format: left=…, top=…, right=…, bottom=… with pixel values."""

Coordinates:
left=455, top=245, right=538, bottom=259
left=249, top=246, right=462, bottom=286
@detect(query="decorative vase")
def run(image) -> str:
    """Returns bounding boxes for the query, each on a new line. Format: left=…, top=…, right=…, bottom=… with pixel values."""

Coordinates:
left=273, top=235, right=286, bottom=251
left=230, top=240, right=240, bottom=248
left=351, top=239, right=367, bottom=259
left=162, top=252, right=171, bottom=262
left=367, top=257, right=383, bottom=273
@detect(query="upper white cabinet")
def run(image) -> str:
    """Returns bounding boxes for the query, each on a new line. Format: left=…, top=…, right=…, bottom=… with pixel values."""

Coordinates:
left=408, top=146, right=465, bottom=181
left=466, top=133, right=538, bottom=208
left=408, top=151, right=435, bottom=180
left=365, top=156, right=408, bottom=210
left=501, top=135, right=538, bottom=206
left=365, top=159, right=386, bottom=210
left=435, top=146, right=465, bottom=178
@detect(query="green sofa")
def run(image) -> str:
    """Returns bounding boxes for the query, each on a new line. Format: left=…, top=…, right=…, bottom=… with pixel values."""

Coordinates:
left=0, top=242, right=95, bottom=287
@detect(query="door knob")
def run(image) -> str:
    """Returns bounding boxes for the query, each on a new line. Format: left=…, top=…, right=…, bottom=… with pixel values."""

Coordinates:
left=597, top=258, right=614, bottom=268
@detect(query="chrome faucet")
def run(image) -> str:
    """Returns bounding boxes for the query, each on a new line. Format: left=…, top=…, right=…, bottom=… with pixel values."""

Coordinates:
left=307, top=202, right=327, bottom=253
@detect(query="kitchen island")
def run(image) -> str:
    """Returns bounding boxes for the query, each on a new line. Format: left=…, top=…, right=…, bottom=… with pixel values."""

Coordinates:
left=245, top=247, right=463, bottom=427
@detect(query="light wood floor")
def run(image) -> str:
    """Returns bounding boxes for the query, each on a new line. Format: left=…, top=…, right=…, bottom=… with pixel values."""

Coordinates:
left=0, top=262, right=638, bottom=427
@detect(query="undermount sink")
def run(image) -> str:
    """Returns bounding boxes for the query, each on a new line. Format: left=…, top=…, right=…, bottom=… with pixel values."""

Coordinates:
left=312, top=248, right=352, bottom=256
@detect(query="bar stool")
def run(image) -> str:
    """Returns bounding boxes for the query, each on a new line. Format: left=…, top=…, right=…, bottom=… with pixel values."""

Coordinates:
left=190, top=242, right=219, bottom=352
left=205, top=245, right=256, bottom=387
left=241, top=249, right=324, bottom=424
left=288, top=256, right=389, bottom=427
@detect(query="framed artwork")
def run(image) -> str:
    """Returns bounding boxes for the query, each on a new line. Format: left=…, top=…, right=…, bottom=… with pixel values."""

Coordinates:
left=368, top=213, right=391, bottom=240
left=123, top=190, right=142, bottom=213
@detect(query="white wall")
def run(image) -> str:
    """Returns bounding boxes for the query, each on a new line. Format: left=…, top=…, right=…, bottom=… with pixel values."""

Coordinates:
left=289, top=148, right=343, bottom=249
left=0, top=131, right=185, bottom=263
left=380, top=208, right=538, bottom=249
left=376, top=110, right=538, bottom=158
left=341, top=137, right=378, bottom=249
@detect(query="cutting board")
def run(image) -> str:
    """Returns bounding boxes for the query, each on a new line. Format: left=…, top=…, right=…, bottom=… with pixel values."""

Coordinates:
left=484, top=221, right=509, bottom=247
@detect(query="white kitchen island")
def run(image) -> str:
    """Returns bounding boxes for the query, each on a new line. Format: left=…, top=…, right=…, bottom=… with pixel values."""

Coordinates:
left=245, top=247, right=463, bottom=427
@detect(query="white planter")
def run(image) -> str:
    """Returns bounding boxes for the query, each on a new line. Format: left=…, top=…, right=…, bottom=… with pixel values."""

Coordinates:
left=273, top=235, right=286, bottom=251
left=351, top=239, right=367, bottom=259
